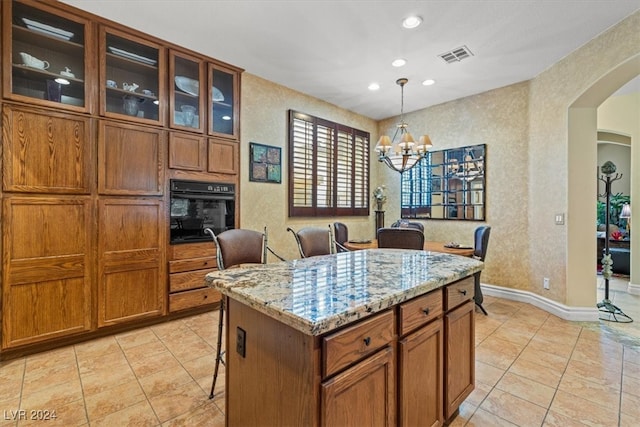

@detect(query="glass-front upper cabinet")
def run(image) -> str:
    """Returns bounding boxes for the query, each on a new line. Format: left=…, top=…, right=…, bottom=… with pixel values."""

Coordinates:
left=100, top=26, right=166, bottom=125
left=2, top=0, right=95, bottom=113
left=170, top=50, right=205, bottom=133
left=208, top=63, right=240, bottom=140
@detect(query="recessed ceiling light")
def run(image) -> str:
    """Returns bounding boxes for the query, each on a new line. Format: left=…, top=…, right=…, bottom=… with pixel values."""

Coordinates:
left=222, top=115, right=231, bottom=121
left=422, top=79, right=435, bottom=86
left=402, top=16, right=422, bottom=29
left=54, top=78, right=70, bottom=85
left=368, top=83, right=380, bottom=91
left=392, top=58, right=406, bottom=67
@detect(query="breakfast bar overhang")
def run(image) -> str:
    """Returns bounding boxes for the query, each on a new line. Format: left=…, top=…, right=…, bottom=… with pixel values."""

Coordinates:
left=205, top=249, right=484, bottom=426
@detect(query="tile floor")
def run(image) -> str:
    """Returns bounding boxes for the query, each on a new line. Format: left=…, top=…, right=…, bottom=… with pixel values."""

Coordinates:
left=0, top=276, right=638, bottom=426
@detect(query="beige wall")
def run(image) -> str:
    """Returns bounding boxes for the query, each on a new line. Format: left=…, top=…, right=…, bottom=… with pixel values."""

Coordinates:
left=239, top=10, right=639, bottom=309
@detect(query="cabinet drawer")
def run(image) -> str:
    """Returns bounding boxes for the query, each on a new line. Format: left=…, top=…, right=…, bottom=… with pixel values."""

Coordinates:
left=170, top=268, right=216, bottom=292
left=444, top=277, right=474, bottom=311
left=169, top=256, right=217, bottom=273
left=323, top=309, right=394, bottom=378
left=169, top=287, right=219, bottom=312
left=399, top=290, right=443, bottom=336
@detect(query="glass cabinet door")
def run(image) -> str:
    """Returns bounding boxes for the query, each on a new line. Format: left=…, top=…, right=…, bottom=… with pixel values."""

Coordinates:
left=170, top=50, right=205, bottom=133
left=3, top=0, right=94, bottom=113
left=100, top=26, right=165, bottom=125
left=208, top=63, right=239, bottom=140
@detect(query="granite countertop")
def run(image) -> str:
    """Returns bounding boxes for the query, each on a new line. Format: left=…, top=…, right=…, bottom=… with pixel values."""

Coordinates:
left=205, top=249, right=484, bottom=336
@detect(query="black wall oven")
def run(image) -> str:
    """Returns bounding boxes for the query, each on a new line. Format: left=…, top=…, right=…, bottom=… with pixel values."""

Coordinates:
left=170, top=180, right=235, bottom=244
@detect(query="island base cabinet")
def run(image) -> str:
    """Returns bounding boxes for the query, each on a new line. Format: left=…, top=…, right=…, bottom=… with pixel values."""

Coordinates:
left=444, top=299, right=475, bottom=420
left=322, top=346, right=396, bottom=427
left=226, top=298, right=320, bottom=427
left=399, top=319, right=444, bottom=427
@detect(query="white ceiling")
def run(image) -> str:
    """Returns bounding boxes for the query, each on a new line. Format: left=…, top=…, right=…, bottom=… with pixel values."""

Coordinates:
left=62, top=0, right=639, bottom=121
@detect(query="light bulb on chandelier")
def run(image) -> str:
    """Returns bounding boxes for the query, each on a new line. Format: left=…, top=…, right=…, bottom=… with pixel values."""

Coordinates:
left=375, top=78, right=433, bottom=173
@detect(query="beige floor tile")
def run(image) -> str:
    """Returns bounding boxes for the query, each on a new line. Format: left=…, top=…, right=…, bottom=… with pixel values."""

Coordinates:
left=466, top=407, right=518, bottom=426
left=18, top=399, right=87, bottom=427
left=127, top=350, right=183, bottom=379
left=24, top=346, right=76, bottom=372
left=84, top=379, right=146, bottom=421
left=0, top=360, right=25, bottom=402
left=163, top=335, right=214, bottom=364
left=622, top=372, right=640, bottom=397
left=116, top=328, right=161, bottom=349
left=475, top=360, right=505, bottom=387
left=490, top=324, right=536, bottom=347
left=90, top=400, right=159, bottom=427
left=508, top=357, right=563, bottom=388
left=558, top=373, right=621, bottom=409
left=77, top=349, right=129, bottom=376
left=621, top=390, right=640, bottom=419
left=447, top=401, right=477, bottom=427
left=475, top=336, right=524, bottom=370
left=517, top=346, right=569, bottom=373
left=620, top=411, right=639, bottom=426
left=20, top=377, right=84, bottom=412
left=79, top=363, right=137, bottom=397
left=138, top=364, right=195, bottom=398
left=73, top=335, right=121, bottom=361
left=543, top=409, right=601, bottom=427
left=527, top=335, right=576, bottom=359
left=148, top=380, right=209, bottom=423
left=464, top=381, right=493, bottom=407
left=564, top=358, right=622, bottom=388
left=162, top=401, right=225, bottom=427
left=0, top=399, right=21, bottom=427
left=549, top=390, right=619, bottom=426
left=623, top=359, right=640, bottom=379
left=151, top=319, right=189, bottom=339
left=21, top=363, right=81, bottom=397
left=180, top=353, right=215, bottom=381
left=122, top=339, right=167, bottom=363
left=623, top=346, right=640, bottom=364
left=480, top=388, right=547, bottom=427
left=495, top=372, right=556, bottom=408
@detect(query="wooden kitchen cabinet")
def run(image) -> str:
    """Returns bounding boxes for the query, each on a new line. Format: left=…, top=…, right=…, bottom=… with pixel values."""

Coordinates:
left=98, top=120, right=165, bottom=195
left=168, top=241, right=219, bottom=312
left=2, top=105, right=93, bottom=194
left=168, top=132, right=206, bottom=172
left=170, top=49, right=205, bottom=133
left=208, top=62, right=240, bottom=140
left=1, top=196, right=93, bottom=348
left=398, top=291, right=444, bottom=427
left=97, top=198, right=166, bottom=327
left=444, top=279, right=475, bottom=420
left=208, top=138, right=239, bottom=175
left=2, top=0, right=96, bottom=113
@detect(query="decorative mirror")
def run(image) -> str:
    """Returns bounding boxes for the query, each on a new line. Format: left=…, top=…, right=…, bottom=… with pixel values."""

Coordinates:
left=401, top=144, right=486, bottom=220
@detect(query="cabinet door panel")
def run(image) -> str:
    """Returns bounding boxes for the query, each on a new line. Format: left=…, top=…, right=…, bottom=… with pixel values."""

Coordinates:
left=399, top=320, right=444, bottom=427
left=169, top=132, right=206, bottom=171
left=2, top=196, right=92, bottom=348
left=2, top=106, right=93, bottom=193
left=322, top=346, right=395, bottom=427
left=208, top=138, right=238, bottom=175
left=98, top=198, right=166, bottom=326
left=208, top=63, right=240, bottom=140
left=98, top=121, right=165, bottom=195
left=444, top=300, right=475, bottom=419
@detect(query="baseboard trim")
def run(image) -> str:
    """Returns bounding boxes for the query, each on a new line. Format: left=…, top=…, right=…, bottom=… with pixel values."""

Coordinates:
left=628, top=282, right=640, bottom=295
left=481, top=283, right=599, bottom=322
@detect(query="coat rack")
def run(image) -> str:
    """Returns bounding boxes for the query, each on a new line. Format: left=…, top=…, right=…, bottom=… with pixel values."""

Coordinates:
left=597, top=161, right=632, bottom=322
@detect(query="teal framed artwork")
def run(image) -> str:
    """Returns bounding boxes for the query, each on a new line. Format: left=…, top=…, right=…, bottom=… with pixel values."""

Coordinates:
left=249, top=142, right=281, bottom=183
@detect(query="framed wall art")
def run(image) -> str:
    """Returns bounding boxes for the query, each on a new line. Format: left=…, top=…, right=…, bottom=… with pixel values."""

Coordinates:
left=249, top=142, right=282, bottom=183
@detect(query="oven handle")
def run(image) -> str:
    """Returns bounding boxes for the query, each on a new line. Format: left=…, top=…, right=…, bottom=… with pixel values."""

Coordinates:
left=171, top=193, right=235, bottom=201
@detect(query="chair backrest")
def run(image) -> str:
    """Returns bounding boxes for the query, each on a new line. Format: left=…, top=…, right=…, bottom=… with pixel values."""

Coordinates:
left=205, top=228, right=266, bottom=270
left=473, top=226, right=491, bottom=261
left=377, top=227, right=425, bottom=250
left=390, top=220, right=424, bottom=233
left=333, top=222, right=349, bottom=252
left=288, top=227, right=333, bottom=258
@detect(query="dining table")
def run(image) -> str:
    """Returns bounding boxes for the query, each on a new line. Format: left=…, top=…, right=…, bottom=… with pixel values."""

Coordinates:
left=343, top=238, right=475, bottom=257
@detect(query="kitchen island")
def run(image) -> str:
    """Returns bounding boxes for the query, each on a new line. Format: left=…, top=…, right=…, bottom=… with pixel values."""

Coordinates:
left=205, top=248, right=484, bottom=426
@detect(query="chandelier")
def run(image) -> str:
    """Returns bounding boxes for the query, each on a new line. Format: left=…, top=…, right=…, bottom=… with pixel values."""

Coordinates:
left=375, top=78, right=433, bottom=173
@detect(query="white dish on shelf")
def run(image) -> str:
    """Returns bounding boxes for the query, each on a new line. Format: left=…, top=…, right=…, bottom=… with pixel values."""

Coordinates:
left=108, top=46, right=157, bottom=65
left=22, top=17, right=74, bottom=40
left=212, top=86, right=224, bottom=102
left=174, top=76, right=199, bottom=96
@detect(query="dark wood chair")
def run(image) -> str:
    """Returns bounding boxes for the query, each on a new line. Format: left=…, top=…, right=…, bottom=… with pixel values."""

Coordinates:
left=204, top=227, right=284, bottom=399
left=390, top=219, right=425, bottom=233
left=333, top=222, right=349, bottom=252
left=377, top=227, right=425, bottom=250
left=472, top=225, right=491, bottom=315
left=287, top=226, right=335, bottom=258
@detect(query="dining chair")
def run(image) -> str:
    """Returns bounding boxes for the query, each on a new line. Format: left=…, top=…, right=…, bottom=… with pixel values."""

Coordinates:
left=287, top=226, right=335, bottom=258
left=472, top=225, right=491, bottom=315
left=333, top=222, right=349, bottom=253
left=390, top=219, right=425, bottom=233
left=377, top=227, right=425, bottom=250
left=204, top=226, right=284, bottom=399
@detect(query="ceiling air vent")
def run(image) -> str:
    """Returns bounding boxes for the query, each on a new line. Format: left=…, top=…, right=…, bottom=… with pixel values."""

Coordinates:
left=439, top=45, right=474, bottom=64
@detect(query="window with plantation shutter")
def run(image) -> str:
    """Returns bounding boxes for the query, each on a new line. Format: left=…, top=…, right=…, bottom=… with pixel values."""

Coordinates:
left=289, top=110, right=370, bottom=217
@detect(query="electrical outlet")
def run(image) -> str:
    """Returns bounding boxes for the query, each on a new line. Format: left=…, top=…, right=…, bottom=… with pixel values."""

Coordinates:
left=543, top=278, right=550, bottom=290
left=236, top=327, right=246, bottom=358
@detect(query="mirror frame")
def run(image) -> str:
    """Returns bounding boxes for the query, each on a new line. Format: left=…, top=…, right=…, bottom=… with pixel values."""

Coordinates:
left=401, top=143, right=486, bottom=221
